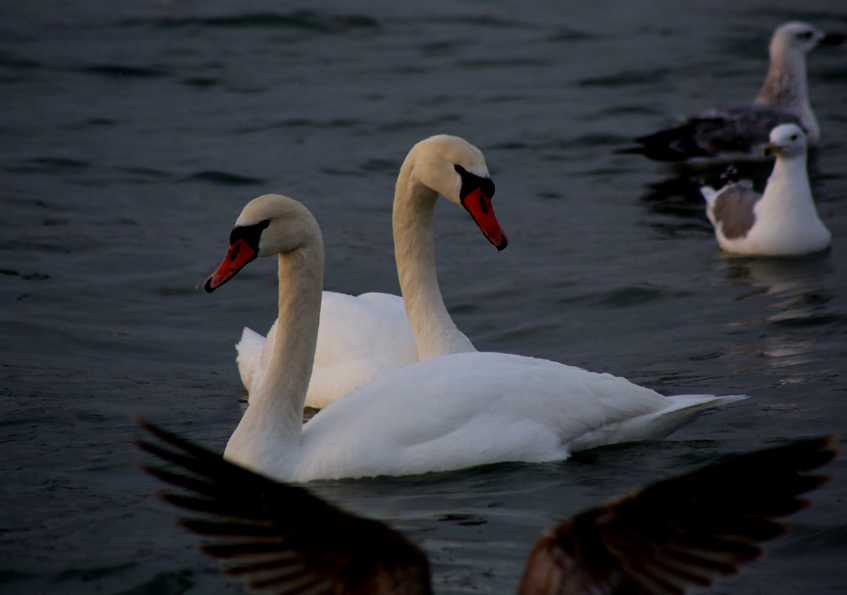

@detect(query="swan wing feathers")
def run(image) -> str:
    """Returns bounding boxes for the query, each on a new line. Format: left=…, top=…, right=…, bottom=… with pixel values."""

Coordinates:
left=569, top=394, right=747, bottom=453
left=135, top=420, right=432, bottom=595
left=235, top=321, right=279, bottom=396
left=307, top=292, right=419, bottom=408
left=236, top=292, right=418, bottom=408
left=297, top=353, right=745, bottom=480
left=517, top=436, right=836, bottom=595
left=315, top=292, right=417, bottom=367
left=236, top=327, right=267, bottom=392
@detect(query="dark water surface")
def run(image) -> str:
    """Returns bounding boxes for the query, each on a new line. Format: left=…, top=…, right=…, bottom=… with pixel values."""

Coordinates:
left=2, top=1, right=846, bottom=593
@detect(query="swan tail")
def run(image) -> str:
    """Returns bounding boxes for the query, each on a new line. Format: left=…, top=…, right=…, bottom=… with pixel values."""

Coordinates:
left=646, top=394, right=748, bottom=438
left=235, top=327, right=266, bottom=392
left=570, top=394, right=747, bottom=452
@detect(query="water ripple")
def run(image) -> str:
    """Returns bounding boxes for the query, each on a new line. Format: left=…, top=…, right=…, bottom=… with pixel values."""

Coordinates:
left=182, top=171, right=265, bottom=186
left=120, top=11, right=379, bottom=34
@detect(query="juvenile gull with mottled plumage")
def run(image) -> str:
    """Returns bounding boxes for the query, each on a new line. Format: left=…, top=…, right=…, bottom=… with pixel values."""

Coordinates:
left=701, top=124, right=831, bottom=255
left=627, top=22, right=843, bottom=162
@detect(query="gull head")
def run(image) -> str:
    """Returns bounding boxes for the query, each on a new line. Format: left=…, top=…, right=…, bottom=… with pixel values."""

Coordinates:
left=763, top=123, right=808, bottom=158
left=772, top=22, right=843, bottom=56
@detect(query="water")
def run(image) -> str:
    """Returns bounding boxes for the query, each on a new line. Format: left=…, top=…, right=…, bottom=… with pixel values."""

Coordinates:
left=1, top=1, right=846, bottom=593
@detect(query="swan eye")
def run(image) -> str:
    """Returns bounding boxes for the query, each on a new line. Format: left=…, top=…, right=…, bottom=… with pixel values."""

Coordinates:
left=229, top=219, right=270, bottom=248
left=455, top=164, right=495, bottom=199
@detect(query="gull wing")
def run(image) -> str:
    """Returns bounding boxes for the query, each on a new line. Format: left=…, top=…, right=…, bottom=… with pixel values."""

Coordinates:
left=517, top=437, right=836, bottom=595
left=135, top=420, right=432, bottom=595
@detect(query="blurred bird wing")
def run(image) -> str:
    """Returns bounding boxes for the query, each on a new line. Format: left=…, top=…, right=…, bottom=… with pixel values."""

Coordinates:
left=135, top=420, right=432, bottom=595
left=517, top=437, right=836, bottom=595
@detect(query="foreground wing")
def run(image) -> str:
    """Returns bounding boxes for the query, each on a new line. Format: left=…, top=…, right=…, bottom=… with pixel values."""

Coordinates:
left=518, top=437, right=836, bottom=595
left=135, top=420, right=432, bottom=595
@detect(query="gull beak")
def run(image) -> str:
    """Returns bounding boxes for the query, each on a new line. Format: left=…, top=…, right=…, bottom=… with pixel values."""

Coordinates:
left=763, top=142, right=782, bottom=157
left=819, top=33, right=844, bottom=46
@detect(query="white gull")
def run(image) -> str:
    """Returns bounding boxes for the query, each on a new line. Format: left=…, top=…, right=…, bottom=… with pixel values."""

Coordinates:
left=700, top=123, right=831, bottom=255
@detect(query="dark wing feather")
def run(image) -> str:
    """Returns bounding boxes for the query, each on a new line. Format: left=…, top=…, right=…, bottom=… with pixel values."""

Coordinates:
left=710, top=183, right=761, bottom=239
left=518, top=437, right=836, bottom=595
left=691, top=106, right=802, bottom=155
left=628, top=105, right=803, bottom=161
left=626, top=120, right=715, bottom=161
left=135, top=420, right=432, bottom=595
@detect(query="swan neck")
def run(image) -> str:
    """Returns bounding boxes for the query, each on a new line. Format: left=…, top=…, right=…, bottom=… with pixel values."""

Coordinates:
left=394, top=166, right=475, bottom=360
left=233, top=242, right=324, bottom=454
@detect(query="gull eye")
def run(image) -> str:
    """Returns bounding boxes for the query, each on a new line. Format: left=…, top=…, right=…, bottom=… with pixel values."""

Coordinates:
left=790, top=134, right=798, bottom=140
left=796, top=31, right=813, bottom=40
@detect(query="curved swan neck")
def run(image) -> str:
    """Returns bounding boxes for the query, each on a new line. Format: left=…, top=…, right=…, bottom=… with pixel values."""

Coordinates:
left=225, top=236, right=324, bottom=474
left=393, top=163, right=476, bottom=361
left=266, top=244, right=324, bottom=414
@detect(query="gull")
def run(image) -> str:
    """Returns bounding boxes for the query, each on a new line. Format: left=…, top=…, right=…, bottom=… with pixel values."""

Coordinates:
left=627, top=22, right=843, bottom=162
left=136, top=419, right=835, bottom=595
left=701, top=123, right=831, bottom=256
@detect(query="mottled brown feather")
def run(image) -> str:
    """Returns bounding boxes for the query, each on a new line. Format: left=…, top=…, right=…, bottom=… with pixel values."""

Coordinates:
left=135, top=420, right=432, bottom=595
left=517, top=437, right=835, bottom=595
left=629, top=105, right=802, bottom=161
left=712, top=183, right=761, bottom=239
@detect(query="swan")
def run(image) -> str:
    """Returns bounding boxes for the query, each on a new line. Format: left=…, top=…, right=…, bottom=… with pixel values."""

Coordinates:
left=204, top=191, right=744, bottom=482
left=238, top=292, right=418, bottom=410
left=138, top=420, right=835, bottom=595
left=236, top=136, right=507, bottom=408
left=701, top=124, right=831, bottom=255
left=625, top=22, right=843, bottom=162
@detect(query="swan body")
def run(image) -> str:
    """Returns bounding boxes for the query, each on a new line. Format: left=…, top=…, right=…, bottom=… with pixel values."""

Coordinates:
left=293, top=353, right=742, bottom=481
left=206, top=137, right=743, bottom=482
left=237, top=292, right=418, bottom=409
left=628, top=22, right=843, bottom=162
left=701, top=124, right=831, bottom=255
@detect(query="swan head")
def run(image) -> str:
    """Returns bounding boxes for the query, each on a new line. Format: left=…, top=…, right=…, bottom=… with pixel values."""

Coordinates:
left=205, top=194, right=321, bottom=292
left=763, top=123, right=808, bottom=158
left=771, top=22, right=843, bottom=57
left=406, top=135, right=508, bottom=251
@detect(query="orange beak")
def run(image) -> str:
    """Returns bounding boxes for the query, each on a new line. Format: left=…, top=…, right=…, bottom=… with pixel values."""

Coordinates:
left=204, top=238, right=258, bottom=293
left=461, top=187, right=508, bottom=251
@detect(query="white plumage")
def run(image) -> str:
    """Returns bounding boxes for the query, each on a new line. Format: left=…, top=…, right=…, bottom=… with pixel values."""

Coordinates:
left=701, top=123, right=831, bottom=256
left=205, top=137, right=745, bottom=482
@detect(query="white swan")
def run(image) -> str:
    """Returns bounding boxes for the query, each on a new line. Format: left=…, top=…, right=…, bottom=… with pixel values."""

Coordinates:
left=237, top=292, right=418, bottom=409
left=235, top=136, right=507, bottom=408
left=701, top=124, right=831, bottom=255
left=205, top=179, right=744, bottom=481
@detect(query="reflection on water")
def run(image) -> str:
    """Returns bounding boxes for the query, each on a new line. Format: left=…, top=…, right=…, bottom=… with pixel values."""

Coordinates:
left=721, top=253, right=834, bottom=306
left=716, top=254, right=839, bottom=378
